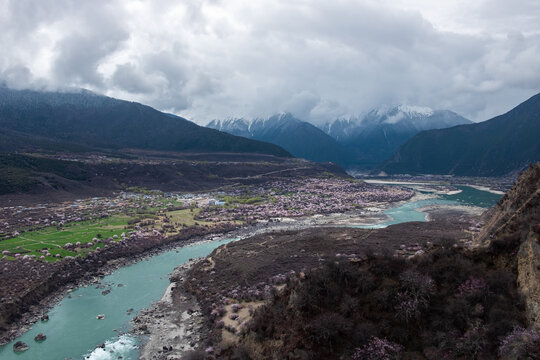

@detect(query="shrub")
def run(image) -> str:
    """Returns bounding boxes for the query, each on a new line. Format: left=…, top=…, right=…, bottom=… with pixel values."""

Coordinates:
left=352, top=337, right=403, bottom=360
left=369, top=257, right=406, bottom=277
left=339, top=294, right=359, bottom=317
left=489, top=232, right=521, bottom=255
left=355, top=269, right=376, bottom=294
left=233, top=345, right=252, bottom=360
left=436, top=237, right=457, bottom=249
left=399, top=270, right=435, bottom=300
left=457, top=277, right=489, bottom=301
left=305, top=313, right=353, bottom=352
left=352, top=322, right=378, bottom=346
left=499, top=327, right=540, bottom=359
left=395, top=270, right=436, bottom=323
left=225, top=324, right=237, bottom=334
left=424, top=250, right=474, bottom=285
left=395, top=294, right=422, bottom=323
left=221, top=245, right=527, bottom=359
left=486, top=269, right=514, bottom=293
left=455, top=323, right=488, bottom=357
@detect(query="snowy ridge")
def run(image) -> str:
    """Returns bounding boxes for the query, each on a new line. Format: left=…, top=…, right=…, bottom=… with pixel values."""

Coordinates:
left=321, top=105, right=467, bottom=137
left=396, top=105, right=434, bottom=117
left=205, top=106, right=470, bottom=167
left=207, top=113, right=301, bottom=137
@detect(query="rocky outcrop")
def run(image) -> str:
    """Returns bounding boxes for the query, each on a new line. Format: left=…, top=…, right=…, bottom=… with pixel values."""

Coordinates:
left=136, top=262, right=206, bottom=360
left=477, top=163, right=540, bottom=245
left=13, top=340, right=29, bottom=352
left=518, top=232, right=540, bottom=328
left=34, top=333, right=46, bottom=341
left=478, top=163, right=540, bottom=328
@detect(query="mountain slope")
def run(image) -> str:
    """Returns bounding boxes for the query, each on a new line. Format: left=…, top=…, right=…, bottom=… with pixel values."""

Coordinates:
left=382, top=93, right=540, bottom=176
left=208, top=114, right=347, bottom=165
left=0, top=87, right=290, bottom=157
left=320, top=106, right=471, bottom=167
left=0, top=152, right=346, bottom=204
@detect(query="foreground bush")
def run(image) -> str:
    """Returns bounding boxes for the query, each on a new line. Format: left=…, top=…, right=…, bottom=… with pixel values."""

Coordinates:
left=352, top=337, right=403, bottom=360
left=229, top=247, right=526, bottom=359
left=498, top=327, right=540, bottom=359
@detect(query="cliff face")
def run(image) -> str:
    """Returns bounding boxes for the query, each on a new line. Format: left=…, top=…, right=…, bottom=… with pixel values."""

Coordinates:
left=518, top=232, right=540, bottom=328
left=478, top=163, right=540, bottom=245
left=477, top=163, right=540, bottom=327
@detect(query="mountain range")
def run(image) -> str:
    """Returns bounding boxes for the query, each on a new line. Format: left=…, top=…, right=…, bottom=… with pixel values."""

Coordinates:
left=207, top=114, right=347, bottom=165
left=2, top=86, right=538, bottom=178
left=320, top=106, right=471, bottom=166
left=0, top=87, right=290, bottom=157
left=208, top=106, right=471, bottom=168
left=382, top=92, right=540, bottom=176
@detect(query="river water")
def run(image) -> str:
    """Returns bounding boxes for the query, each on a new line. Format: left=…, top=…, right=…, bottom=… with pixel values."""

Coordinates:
left=0, top=185, right=501, bottom=359
left=361, top=185, right=501, bottom=228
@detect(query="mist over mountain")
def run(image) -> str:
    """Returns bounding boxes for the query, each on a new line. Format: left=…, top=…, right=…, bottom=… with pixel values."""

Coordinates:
left=382, top=92, right=540, bottom=176
left=0, top=87, right=291, bottom=157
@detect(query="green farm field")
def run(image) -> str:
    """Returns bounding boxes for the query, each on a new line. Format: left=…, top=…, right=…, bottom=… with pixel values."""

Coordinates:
left=0, top=215, right=132, bottom=262
left=165, top=208, right=215, bottom=227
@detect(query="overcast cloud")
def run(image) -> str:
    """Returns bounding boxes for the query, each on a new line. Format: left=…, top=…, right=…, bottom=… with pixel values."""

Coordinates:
left=1, top=0, right=539, bottom=124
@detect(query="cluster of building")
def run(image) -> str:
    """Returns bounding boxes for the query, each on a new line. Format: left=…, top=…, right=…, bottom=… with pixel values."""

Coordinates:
left=0, top=191, right=189, bottom=239
left=197, top=179, right=414, bottom=222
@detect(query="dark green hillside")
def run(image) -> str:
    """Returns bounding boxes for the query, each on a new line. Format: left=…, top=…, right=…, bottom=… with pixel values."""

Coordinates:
left=0, top=152, right=346, bottom=201
left=0, top=87, right=290, bottom=157
left=0, top=153, right=90, bottom=195
left=0, top=128, right=101, bottom=154
left=382, top=92, right=540, bottom=176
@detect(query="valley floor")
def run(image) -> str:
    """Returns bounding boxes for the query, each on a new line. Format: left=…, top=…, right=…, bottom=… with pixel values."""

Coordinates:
left=0, top=174, right=505, bottom=359
left=0, top=177, right=418, bottom=346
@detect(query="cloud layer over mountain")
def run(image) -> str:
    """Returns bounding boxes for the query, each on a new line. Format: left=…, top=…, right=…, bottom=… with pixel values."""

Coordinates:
left=1, top=0, right=539, bottom=123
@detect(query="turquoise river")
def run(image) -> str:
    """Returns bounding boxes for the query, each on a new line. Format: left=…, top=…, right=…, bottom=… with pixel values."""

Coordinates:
left=0, top=185, right=501, bottom=359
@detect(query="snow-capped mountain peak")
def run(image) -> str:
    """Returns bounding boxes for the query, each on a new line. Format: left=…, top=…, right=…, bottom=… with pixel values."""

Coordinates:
left=318, top=105, right=470, bottom=149
left=396, top=105, right=434, bottom=117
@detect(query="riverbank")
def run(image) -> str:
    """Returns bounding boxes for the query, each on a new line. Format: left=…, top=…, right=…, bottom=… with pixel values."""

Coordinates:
left=134, top=260, right=208, bottom=360
left=363, top=178, right=512, bottom=194
left=134, top=189, right=502, bottom=357
left=0, top=204, right=391, bottom=347
left=181, top=215, right=479, bottom=357
left=418, top=203, right=486, bottom=222
left=467, top=184, right=505, bottom=195
left=0, top=223, right=238, bottom=346
left=0, top=177, right=416, bottom=342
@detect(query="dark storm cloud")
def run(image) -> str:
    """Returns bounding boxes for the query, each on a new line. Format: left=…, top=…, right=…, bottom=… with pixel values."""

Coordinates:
left=0, top=0, right=539, bottom=123
left=54, top=32, right=128, bottom=86
left=51, top=2, right=129, bottom=86
left=111, top=63, right=154, bottom=94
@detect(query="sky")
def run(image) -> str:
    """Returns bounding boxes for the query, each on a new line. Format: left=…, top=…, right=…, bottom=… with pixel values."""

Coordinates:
left=1, top=0, right=539, bottom=124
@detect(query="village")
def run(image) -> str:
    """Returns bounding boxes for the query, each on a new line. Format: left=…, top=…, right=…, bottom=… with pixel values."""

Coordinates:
left=197, top=178, right=414, bottom=222
left=0, top=178, right=414, bottom=264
